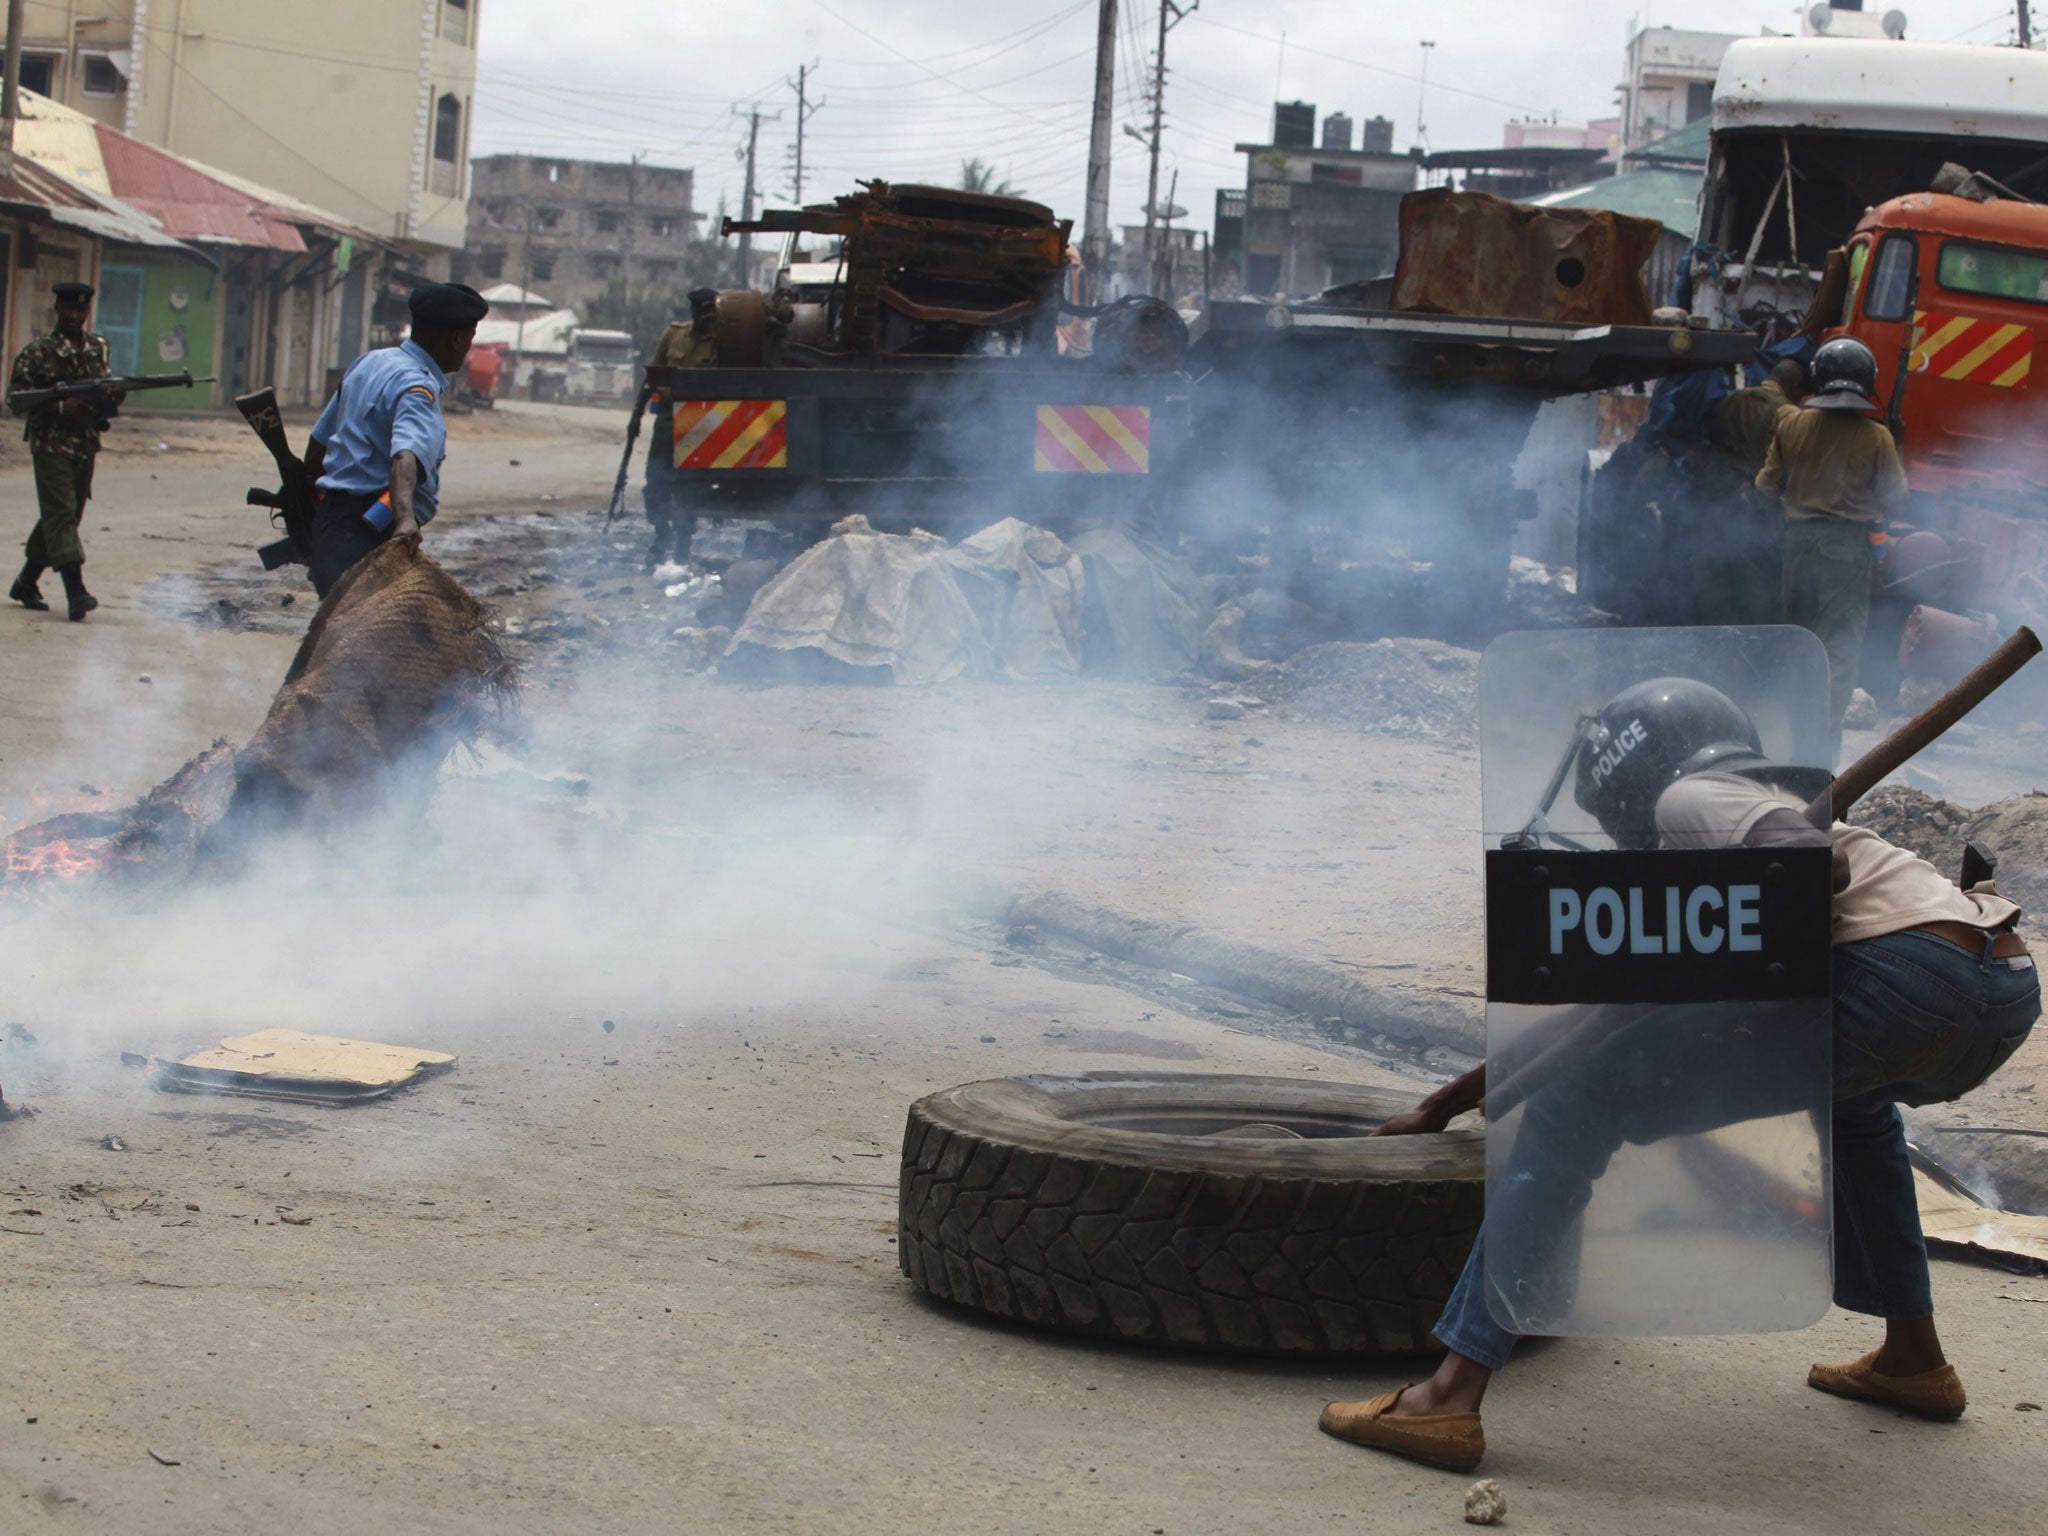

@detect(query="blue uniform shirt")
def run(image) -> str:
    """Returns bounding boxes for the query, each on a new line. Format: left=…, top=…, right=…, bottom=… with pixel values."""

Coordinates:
left=310, top=339, right=449, bottom=525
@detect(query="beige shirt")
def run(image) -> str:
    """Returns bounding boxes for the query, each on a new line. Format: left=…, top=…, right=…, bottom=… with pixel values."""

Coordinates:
left=1755, top=407, right=1909, bottom=524
left=1654, top=772, right=2020, bottom=944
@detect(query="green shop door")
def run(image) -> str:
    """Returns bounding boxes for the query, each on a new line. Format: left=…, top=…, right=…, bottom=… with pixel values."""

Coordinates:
left=96, top=263, right=146, bottom=374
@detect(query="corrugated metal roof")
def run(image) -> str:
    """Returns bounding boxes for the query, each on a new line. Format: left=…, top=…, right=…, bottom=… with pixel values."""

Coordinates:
left=93, top=124, right=307, bottom=250
left=177, top=155, right=378, bottom=245
left=1632, top=117, right=1711, bottom=166
left=0, top=154, right=195, bottom=251
left=1533, top=168, right=1704, bottom=239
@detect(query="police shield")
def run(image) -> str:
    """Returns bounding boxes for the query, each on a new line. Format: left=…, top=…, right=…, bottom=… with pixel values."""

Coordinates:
left=1479, top=626, right=1834, bottom=1338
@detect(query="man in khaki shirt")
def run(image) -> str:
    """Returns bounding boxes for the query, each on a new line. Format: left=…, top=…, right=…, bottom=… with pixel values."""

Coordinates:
left=1756, top=339, right=1908, bottom=756
left=1324, top=679, right=2038, bottom=1471
left=1690, top=357, right=1808, bottom=624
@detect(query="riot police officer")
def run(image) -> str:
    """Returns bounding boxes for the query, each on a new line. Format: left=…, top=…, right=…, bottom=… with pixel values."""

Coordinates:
left=1321, top=679, right=2037, bottom=1470
left=1756, top=338, right=1908, bottom=756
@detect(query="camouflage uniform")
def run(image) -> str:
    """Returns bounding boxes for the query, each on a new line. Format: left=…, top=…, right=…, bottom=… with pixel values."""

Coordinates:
left=642, top=320, right=718, bottom=567
left=11, top=328, right=112, bottom=571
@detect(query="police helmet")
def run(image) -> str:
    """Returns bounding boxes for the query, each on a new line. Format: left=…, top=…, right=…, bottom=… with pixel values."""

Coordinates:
left=687, top=286, right=719, bottom=316
left=1805, top=337, right=1880, bottom=412
left=1573, top=678, right=1767, bottom=848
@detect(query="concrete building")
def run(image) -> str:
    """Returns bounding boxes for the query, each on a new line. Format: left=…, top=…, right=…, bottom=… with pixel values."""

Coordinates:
left=460, top=155, right=700, bottom=317
left=13, top=90, right=386, bottom=408
left=12, top=0, right=477, bottom=255
left=1618, top=26, right=1743, bottom=155
left=1219, top=104, right=1416, bottom=297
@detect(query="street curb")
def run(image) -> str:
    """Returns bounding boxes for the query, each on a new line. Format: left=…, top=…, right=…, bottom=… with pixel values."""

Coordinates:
left=993, top=888, right=1485, bottom=1056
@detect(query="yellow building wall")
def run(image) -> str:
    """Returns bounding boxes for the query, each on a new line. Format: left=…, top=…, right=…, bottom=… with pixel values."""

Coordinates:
left=114, top=0, right=476, bottom=250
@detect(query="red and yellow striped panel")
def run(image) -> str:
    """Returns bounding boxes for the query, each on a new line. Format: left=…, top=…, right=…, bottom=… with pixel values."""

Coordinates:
left=1032, top=404, right=1151, bottom=474
left=1909, top=310, right=2034, bottom=389
left=672, top=399, right=788, bottom=469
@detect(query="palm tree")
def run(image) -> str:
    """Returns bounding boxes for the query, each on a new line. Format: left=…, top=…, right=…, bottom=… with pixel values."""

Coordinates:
left=959, top=158, right=1021, bottom=197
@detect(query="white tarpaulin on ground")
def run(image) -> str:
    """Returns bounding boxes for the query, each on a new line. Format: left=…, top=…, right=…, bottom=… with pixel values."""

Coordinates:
left=942, top=517, right=1085, bottom=679
left=1069, top=527, right=1211, bottom=679
left=729, top=517, right=989, bottom=685
left=729, top=516, right=1204, bottom=684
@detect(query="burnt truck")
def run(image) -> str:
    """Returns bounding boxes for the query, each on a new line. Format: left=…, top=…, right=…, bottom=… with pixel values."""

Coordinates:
left=649, top=181, right=1192, bottom=535
left=1187, top=189, right=1753, bottom=609
left=654, top=180, right=1752, bottom=605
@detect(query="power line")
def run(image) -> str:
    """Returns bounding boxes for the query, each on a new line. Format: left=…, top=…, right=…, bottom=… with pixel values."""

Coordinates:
left=1185, top=15, right=1555, bottom=117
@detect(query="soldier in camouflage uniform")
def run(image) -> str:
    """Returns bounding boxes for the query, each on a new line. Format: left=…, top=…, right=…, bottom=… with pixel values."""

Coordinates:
left=9, top=282, right=121, bottom=620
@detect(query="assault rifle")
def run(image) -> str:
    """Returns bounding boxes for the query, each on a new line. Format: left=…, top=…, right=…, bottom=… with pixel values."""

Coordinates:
left=235, top=387, right=317, bottom=571
left=6, top=370, right=215, bottom=430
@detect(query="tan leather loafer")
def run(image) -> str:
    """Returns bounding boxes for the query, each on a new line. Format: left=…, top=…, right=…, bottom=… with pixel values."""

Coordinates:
left=1319, top=1387, right=1485, bottom=1471
left=1808, top=1351, right=1966, bottom=1421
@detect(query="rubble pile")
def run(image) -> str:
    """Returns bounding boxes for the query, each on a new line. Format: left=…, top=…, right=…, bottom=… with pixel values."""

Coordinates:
left=1248, top=637, right=1480, bottom=745
left=1849, top=785, right=2048, bottom=919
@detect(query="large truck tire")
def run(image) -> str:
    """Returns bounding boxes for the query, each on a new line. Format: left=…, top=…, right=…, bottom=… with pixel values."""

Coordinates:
left=898, top=1072, right=1484, bottom=1358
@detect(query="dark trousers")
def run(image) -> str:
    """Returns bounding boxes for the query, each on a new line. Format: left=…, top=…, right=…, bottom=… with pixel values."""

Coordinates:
left=1783, top=517, right=1873, bottom=759
left=308, top=488, right=392, bottom=598
left=25, top=450, right=91, bottom=568
left=1432, top=930, right=2041, bottom=1370
left=643, top=414, right=694, bottom=563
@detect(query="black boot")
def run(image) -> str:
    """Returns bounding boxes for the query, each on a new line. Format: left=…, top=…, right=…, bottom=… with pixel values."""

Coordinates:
left=56, top=563, right=97, bottom=622
left=9, top=561, right=48, bottom=610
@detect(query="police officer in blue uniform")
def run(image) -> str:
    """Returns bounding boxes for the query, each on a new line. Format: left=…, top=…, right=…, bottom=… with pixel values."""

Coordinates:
left=303, top=282, right=490, bottom=597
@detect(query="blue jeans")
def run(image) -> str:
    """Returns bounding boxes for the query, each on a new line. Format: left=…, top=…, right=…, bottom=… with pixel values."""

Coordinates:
left=1435, top=929, right=2040, bottom=1371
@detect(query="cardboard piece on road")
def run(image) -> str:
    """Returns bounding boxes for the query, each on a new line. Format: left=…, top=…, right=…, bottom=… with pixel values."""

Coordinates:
left=1915, top=1164, right=2048, bottom=1275
left=156, top=1028, right=456, bottom=1105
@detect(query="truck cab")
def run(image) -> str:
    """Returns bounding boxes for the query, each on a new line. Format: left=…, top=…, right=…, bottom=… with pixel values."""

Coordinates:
left=1692, top=37, right=2048, bottom=338
left=565, top=329, right=639, bottom=404
left=1829, top=191, right=2048, bottom=623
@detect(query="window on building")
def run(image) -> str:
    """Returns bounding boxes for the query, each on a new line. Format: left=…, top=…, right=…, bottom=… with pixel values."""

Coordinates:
left=1686, top=81, right=1713, bottom=123
left=530, top=254, right=556, bottom=282
left=1864, top=234, right=1918, bottom=321
left=17, top=54, right=55, bottom=97
left=433, top=94, right=462, bottom=163
left=643, top=259, right=676, bottom=280
left=480, top=249, right=505, bottom=280
left=545, top=162, right=562, bottom=183
left=590, top=254, right=620, bottom=278
left=442, top=0, right=471, bottom=46
left=649, top=215, right=678, bottom=238
left=81, top=56, right=124, bottom=97
left=536, top=206, right=562, bottom=231
left=596, top=211, right=620, bottom=233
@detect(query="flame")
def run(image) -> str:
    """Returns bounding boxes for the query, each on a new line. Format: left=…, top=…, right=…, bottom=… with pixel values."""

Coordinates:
left=3, top=836, right=108, bottom=888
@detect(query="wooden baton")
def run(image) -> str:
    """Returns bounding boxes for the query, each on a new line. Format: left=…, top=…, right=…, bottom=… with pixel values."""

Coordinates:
left=1813, top=624, right=2041, bottom=825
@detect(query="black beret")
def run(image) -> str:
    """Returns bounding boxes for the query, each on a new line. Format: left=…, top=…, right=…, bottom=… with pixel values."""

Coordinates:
left=409, top=282, right=490, bottom=327
left=52, top=282, right=95, bottom=304
left=687, top=287, right=718, bottom=308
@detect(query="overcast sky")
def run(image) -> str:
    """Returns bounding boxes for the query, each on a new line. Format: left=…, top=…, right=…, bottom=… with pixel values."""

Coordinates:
left=470, top=2, right=2025, bottom=236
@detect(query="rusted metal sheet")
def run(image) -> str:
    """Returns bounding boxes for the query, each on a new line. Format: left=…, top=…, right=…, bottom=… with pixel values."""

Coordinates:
left=1390, top=189, right=1664, bottom=327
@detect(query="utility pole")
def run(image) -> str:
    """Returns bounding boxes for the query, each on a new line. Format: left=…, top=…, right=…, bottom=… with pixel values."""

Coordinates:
left=1126, top=1, right=1197, bottom=293
left=2020, top=0, right=2033, bottom=49
left=1416, top=40, right=1435, bottom=152
left=2, top=0, right=25, bottom=165
left=788, top=64, right=823, bottom=204
left=1154, top=166, right=1179, bottom=298
left=1082, top=0, right=1118, bottom=295
left=623, top=151, right=641, bottom=316
left=732, top=104, right=779, bottom=290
